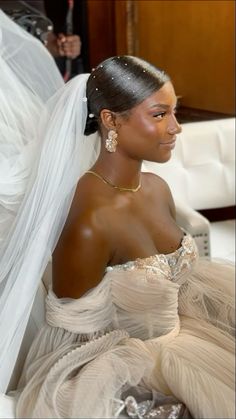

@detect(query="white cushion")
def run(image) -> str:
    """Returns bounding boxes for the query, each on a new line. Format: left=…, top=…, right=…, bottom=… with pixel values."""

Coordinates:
left=143, top=118, right=235, bottom=210
left=210, top=220, right=235, bottom=262
left=0, top=394, right=16, bottom=418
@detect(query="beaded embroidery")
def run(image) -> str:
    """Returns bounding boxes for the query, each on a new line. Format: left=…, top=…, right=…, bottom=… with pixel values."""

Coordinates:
left=106, top=235, right=198, bottom=282
left=123, top=395, right=184, bottom=418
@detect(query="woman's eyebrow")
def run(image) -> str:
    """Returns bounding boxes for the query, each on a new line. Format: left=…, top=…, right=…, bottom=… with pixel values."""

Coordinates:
left=150, top=101, right=178, bottom=110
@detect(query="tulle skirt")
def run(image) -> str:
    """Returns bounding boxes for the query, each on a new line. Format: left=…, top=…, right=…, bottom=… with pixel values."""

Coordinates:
left=16, top=259, right=235, bottom=418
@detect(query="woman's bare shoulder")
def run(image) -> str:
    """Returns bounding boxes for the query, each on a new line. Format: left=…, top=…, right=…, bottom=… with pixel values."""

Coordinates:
left=55, top=173, right=115, bottom=262
left=141, top=171, right=172, bottom=193
left=141, top=171, right=176, bottom=217
left=52, top=175, right=115, bottom=298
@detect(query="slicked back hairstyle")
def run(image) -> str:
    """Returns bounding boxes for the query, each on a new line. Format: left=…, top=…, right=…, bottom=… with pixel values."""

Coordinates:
left=84, top=56, right=170, bottom=135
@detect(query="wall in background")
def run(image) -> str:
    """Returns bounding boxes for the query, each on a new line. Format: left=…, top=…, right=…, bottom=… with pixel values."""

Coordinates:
left=87, top=0, right=116, bottom=69
left=125, top=0, right=235, bottom=114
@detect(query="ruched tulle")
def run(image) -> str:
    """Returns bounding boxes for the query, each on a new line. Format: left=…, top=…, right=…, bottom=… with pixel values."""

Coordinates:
left=16, top=235, right=235, bottom=418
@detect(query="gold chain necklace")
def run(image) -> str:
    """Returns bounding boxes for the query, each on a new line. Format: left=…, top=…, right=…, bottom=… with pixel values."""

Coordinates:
left=86, top=170, right=141, bottom=192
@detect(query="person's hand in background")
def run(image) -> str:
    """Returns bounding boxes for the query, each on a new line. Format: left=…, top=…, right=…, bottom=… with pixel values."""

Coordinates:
left=57, top=33, right=81, bottom=59
left=46, top=32, right=81, bottom=59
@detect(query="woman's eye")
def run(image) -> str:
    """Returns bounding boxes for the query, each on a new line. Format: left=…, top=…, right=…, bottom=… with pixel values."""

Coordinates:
left=153, top=112, right=166, bottom=119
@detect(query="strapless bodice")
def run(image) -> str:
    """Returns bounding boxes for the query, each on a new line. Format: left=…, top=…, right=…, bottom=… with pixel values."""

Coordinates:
left=46, top=234, right=198, bottom=340
left=106, top=234, right=197, bottom=282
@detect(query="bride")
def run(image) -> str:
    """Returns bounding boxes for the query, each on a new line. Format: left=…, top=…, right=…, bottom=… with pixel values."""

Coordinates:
left=0, top=11, right=234, bottom=419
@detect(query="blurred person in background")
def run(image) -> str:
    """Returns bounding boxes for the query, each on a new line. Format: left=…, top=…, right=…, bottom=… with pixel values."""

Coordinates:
left=44, top=0, right=89, bottom=80
left=0, top=0, right=89, bottom=80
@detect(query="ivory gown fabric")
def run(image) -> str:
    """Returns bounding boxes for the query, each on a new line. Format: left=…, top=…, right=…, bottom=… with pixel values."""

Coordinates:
left=16, top=235, right=235, bottom=418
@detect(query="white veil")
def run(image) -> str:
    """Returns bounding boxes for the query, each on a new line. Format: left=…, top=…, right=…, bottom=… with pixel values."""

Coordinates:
left=0, top=11, right=99, bottom=392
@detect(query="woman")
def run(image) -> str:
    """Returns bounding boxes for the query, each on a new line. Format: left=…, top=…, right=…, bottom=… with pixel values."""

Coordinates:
left=16, top=57, right=234, bottom=418
left=53, top=59, right=183, bottom=299
left=0, top=12, right=234, bottom=419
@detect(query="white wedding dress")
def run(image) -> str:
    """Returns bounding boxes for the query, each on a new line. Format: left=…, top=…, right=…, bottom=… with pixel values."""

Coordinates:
left=16, top=234, right=235, bottom=418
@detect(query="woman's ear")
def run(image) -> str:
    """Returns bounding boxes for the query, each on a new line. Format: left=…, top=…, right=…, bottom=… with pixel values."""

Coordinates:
left=100, top=109, right=117, bottom=131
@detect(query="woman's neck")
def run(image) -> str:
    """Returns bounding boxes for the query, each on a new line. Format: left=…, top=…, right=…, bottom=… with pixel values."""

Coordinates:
left=91, top=152, right=142, bottom=190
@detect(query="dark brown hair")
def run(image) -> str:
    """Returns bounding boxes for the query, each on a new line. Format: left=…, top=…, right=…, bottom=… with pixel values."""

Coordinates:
left=84, top=55, right=170, bottom=135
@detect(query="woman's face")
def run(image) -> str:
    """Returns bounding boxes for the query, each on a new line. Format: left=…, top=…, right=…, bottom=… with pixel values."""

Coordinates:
left=116, top=81, right=181, bottom=163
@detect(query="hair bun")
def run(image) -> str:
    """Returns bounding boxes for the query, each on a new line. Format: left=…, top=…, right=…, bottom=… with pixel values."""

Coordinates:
left=84, top=114, right=99, bottom=136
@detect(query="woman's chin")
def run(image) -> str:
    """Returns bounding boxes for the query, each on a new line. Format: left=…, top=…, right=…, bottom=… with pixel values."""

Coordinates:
left=147, top=152, right=173, bottom=164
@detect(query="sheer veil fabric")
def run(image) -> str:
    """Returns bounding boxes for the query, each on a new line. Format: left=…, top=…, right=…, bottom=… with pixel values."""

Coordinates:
left=0, top=11, right=99, bottom=391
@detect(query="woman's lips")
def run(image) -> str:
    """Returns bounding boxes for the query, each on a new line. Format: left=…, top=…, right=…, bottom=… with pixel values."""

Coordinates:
left=159, top=138, right=176, bottom=149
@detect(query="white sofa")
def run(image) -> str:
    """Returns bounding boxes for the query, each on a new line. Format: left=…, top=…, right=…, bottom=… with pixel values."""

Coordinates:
left=143, top=118, right=235, bottom=262
left=1, top=118, right=235, bottom=417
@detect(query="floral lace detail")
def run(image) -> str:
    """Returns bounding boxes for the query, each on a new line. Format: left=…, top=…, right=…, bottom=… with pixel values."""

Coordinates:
left=106, top=234, right=198, bottom=283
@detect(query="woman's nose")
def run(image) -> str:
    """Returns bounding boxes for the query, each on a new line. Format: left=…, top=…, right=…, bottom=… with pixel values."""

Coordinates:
left=167, top=115, right=182, bottom=134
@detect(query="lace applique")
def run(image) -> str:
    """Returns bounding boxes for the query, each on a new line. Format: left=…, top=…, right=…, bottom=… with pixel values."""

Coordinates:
left=106, top=234, right=198, bottom=283
left=168, top=234, right=198, bottom=282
